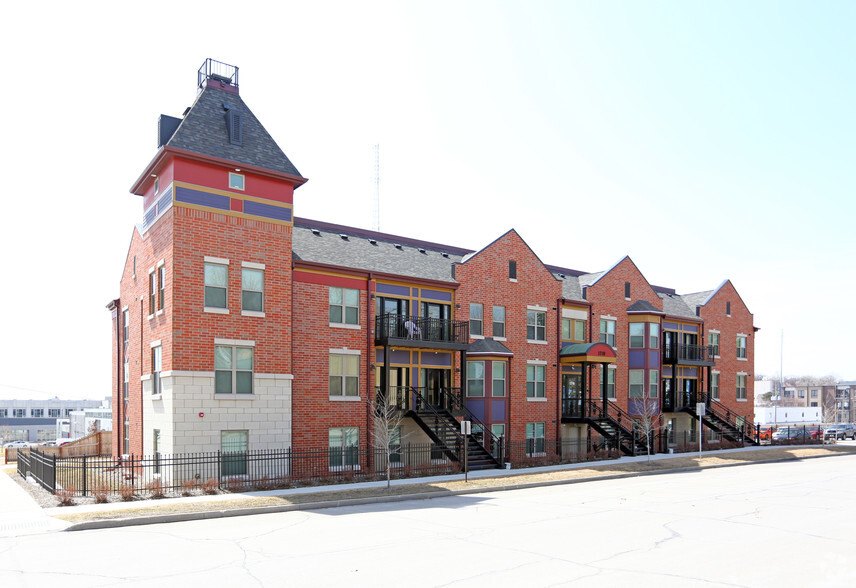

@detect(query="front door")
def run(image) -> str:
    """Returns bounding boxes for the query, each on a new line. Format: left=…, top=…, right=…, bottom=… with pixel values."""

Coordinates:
left=663, top=378, right=675, bottom=412
left=421, top=302, right=451, bottom=341
left=422, top=368, right=451, bottom=409
left=376, top=366, right=409, bottom=409
left=562, top=374, right=583, bottom=418
left=681, top=378, right=697, bottom=408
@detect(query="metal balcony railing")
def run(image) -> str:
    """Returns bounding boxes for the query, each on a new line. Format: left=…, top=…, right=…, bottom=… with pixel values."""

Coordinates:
left=374, top=313, right=469, bottom=346
left=663, top=342, right=717, bottom=364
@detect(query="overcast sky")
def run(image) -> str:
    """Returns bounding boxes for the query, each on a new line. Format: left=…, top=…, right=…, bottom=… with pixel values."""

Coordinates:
left=1, top=1, right=853, bottom=400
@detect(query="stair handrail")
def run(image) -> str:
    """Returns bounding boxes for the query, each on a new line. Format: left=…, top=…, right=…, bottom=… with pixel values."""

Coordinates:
left=585, top=399, right=646, bottom=446
left=409, top=386, right=466, bottom=448
left=697, top=391, right=747, bottom=438
left=437, top=387, right=503, bottom=461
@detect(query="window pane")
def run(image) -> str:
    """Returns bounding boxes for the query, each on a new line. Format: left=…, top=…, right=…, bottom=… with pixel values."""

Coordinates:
left=215, top=371, right=232, bottom=393
left=345, top=376, right=359, bottom=396
left=344, top=355, right=359, bottom=375
left=205, top=286, right=227, bottom=308
left=330, top=306, right=343, bottom=323
left=242, top=268, right=263, bottom=291
left=561, top=319, right=570, bottom=340
left=468, top=361, right=485, bottom=379
left=205, top=264, right=227, bottom=287
left=242, top=291, right=263, bottom=311
left=236, top=347, right=253, bottom=370
left=575, top=320, right=585, bottom=341
left=344, top=288, right=359, bottom=306
left=329, top=377, right=342, bottom=396
left=236, top=371, right=253, bottom=394
left=329, top=354, right=342, bottom=375
left=344, top=306, right=359, bottom=324
left=215, top=346, right=232, bottom=369
left=329, top=287, right=342, bottom=305
left=329, top=428, right=342, bottom=447
left=536, top=312, right=546, bottom=327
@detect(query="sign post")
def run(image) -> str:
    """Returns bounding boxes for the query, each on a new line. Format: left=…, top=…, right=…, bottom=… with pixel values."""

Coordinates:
left=696, top=403, right=706, bottom=459
left=461, top=420, right=471, bottom=482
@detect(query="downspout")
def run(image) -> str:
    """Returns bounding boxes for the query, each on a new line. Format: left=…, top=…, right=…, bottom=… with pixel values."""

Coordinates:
left=366, top=273, right=373, bottom=459
left=108, top=299, right=121, bottom=457
left=555, top=298, right=562, bottom=447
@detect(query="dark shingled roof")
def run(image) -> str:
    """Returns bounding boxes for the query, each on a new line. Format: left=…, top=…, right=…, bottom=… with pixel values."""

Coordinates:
left=292, top=219, right=467, bottom=282
left=468, top=338, right=514, bottom=356
left=627, top=300, right=663, bottom=313
left=658, top=292, right=698, bottom=319
left=167, top=84, right=303, bottom=178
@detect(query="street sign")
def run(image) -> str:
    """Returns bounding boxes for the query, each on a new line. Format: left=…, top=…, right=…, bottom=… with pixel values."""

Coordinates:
left=697, top=403, right=706, bottom=417
left=461, top=420, right=472, bottom=435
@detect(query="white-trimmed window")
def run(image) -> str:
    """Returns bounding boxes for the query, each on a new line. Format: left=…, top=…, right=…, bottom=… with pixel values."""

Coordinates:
left=221, top=430, right=248, bottom=476
left=229, top=172, right=245, bottom=191
left=629, top=369, right=644, bottom=398
left=525, top=422, right=546, bottom=456
left=48, top=409, right=61, bottom=418
left=527, top=309, right=546, bottom=341
left=13, top=409, right=25, bottom=418
left=329, top=352, right=359, bottom=397
left=329, top=287, right=359, bottom=326
left=649, top=369, right=659, bottom=399
left=629, top=323, right=645, bottom=349
left=736, top=335, right=747, bottom=359
left=148, top=269, right=156, bottom=315
left=470, top=303, right=484, bottom=337
left=709, top=331, right=720, bottom=356
left=467, top=361, right=485, bottom=397
left=600, top=318, right=616, bottom=347
left=241, top=264, right=264, bottom=313
left=711, top=372, right=720, bottom=400
left=329, top=427, right=359, bottom=468
left=215, top=344, right=254, bottom=394
left=649, top=323, right=659, bottom=349
left=736, top=374, right=747, bottom=400
left=151, top=344, right=162, bottom=395
left=31, top=409, right=44, bottom=418
left=526, top=364, right=546, bottom=398
left=606, top=366, right=616, bottom=400
left=492, top=362, right=506, bottom=397
left=493, top=306, right=505, bottom=338
left=204, top=259, right=229, bottom=310
left=562, top=318, right=586, bottom=343
left=122, top=308, right=130, bottom=345
left=157, top=264, right=165, bottom=311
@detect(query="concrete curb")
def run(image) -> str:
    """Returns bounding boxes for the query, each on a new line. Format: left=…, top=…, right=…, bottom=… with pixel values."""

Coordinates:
left=62, top=450, right=848, bottom=532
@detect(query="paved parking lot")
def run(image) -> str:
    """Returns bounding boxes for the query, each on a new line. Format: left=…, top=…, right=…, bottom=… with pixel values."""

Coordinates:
left=2, top=453, right=856, bottom=586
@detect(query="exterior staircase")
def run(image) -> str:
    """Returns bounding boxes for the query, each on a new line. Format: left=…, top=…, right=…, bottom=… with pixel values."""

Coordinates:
left=683, top=392, right=750, bottom=444
left=584, top=400, right=649, bottom=456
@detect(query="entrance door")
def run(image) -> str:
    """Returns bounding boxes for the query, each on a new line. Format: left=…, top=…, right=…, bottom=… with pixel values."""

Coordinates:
left=422, top=368, right=451, bottom=409
left=663, top=378, right=675, bottom=412
left=681, top=378, right=697, bottom=409
left=421, top=302, right=450, bottom=341
left=562, top=374, right=583, bottom=418
left=663, top=331, right=677, bottom=362
left=376, top=366, right=409, bottom=409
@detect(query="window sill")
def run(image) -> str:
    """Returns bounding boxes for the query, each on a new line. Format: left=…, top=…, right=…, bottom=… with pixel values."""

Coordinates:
left=329, top=396, right=361, bottom=402
left=509, top=278, right=518, bottom=283
left=737, top=357, right=748, bottom=361
left=470, top=334, right=485, bottom=340
left=151, top=394, right=162, bottom=401
left=526, top=397, right=548, bottom=402
left=214, top=393, right=256, bottom=400
left=329, top=322, right=361, bottom=330
left=241, top=310, right=266, bottom=318
left=147, top=314, right=155, bottom=320
left=737, top=398, right=748, bottom=402
left=493, top=336, right=507, bottom=342
left=156, top=310, right=164, bottom=316
left=527, top=340, right=548, bottom=345
left=205, top=307, right=229, bottom=315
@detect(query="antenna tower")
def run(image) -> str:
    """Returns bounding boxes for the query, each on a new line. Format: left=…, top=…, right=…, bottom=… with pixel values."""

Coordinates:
left=372, top=144, right=380, bottom=232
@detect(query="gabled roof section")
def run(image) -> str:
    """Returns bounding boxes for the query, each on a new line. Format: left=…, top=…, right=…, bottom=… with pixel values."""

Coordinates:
left=658, top=292, right=698, bottom=319
left=555, top=273, right=585, bottom=302
left=166, top=83, right=303, bottom=178
left=292, top=218, right=468, bottom=282
left=627, top=300, right=663, bottom=314
left=459, top=229, right=559, bottom=282
left=681, top=290, right=714, bottom=314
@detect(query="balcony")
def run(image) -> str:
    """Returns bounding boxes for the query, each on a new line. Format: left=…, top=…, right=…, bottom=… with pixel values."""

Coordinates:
left=663, top=342, right=716, bottom=366
left=374, top=314, right=469, bottom=350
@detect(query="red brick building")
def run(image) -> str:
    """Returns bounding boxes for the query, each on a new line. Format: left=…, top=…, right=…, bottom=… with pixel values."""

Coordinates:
left=109, top=61, right=756, bottom=469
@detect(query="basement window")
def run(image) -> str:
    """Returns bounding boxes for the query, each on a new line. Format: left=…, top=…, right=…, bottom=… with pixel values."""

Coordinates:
left=229, top=172, right=245, bottom=191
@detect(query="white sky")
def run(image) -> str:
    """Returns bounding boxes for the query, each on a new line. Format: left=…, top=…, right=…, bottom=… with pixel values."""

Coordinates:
left=1, top=1, right=853, bottom=400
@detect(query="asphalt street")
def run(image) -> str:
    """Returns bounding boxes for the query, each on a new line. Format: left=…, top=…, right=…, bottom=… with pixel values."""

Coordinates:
left=1, top=454, right=855, bottom=587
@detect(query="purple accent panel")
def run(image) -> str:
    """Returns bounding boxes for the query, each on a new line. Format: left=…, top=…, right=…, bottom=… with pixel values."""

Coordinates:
left=421, top=289, right=452, bottom=302
left=376, top=349, right=383, bottom=363
left=628, top=350, right=646, bottom=368
left=243, top=200, right=292, bottom=222
left=629, top=399, right=658, bottom=416
left=376, top=283, right=410, bottom=296
left=175, top=186, right=230, bottom=210
left=663, top=366, right=673, bottom=377
left=685, top=368, right=698, bottom=378
left=420, top=352, right=452, bottom=367
left=466, top=399, right=486, bottom=421
left=683, top=324, right=698, bottom=333
left=663, top=322, right=678, bottom=330
left=648, top=351, right=660, bottom=366
left=491, top=400, right=507, bottom=421
left=412, top=288, right=419, bottom=296
left=390, top=350, right=410, bottom=364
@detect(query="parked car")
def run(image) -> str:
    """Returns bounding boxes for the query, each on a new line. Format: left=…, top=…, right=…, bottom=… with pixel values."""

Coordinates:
left=808, top=427, right=824, bottom=439
left=772, top=427, right=813, bottom=442
left=759, top=426, right=777, bottom=440
left=824, top=424, right=856, bottom=441
left=3, top=441, right=29, bottom=448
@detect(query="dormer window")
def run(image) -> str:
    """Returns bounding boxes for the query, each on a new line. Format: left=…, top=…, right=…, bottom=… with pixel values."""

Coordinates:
left=229, top=172, right=245, bottom=191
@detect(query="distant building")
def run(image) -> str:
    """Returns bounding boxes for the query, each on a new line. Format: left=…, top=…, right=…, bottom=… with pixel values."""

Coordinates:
left=0, top=398, right=106, bottom=443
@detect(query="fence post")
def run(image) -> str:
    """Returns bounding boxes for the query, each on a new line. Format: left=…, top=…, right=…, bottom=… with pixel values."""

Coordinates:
left=82, top=454, right=87, bottom=497
left=217, top=450, right=221, bottom=490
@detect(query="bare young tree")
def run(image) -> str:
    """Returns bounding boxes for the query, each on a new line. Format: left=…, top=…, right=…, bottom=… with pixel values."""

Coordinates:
left=632, top=396, right=667, bottom=461
left=371, top=394, right=408, bottom=490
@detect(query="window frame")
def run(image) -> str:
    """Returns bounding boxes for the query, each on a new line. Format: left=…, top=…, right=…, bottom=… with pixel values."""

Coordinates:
left=649, top=369, right=659, bottom=399
left=736, top=374, right=747, bottom=400
left=492, top=306, right=505, bottom=338
left=736, top=335, right=747, bottom=359
left=600, top=318, right=616, bottom=347
left=525, top=422, right=546, bottom=456
left=329, top=427, right=360, bottom=469
left=151, top=344, right=162, bottom=396
left=649, top=323, right=659, bottom=349
left=526, top=309, right=547, bottom=342
left=491, top=362, right=506, bottom=397
left=241, top=264, right=265, bottom=314
left=629, top=369, right=644, bottom=399
left=329, top=287, right=360, bottom=327
left=466, top=360, right=485, bottom=397
left=710, top=372, right=720, bottom=400
left=469, top=303, right=484, bottom=337
left=148, top=269, right=156, bottom=316
left=204, top=259, right=229, bottom=311
left=329, top=351, right=360, bottom=398
left=526, top=364, right=546, bottom=399
left=157, top=264, right=165, bottom=311
left=629, top=323, right=645, bottom=349
left=709, top=331, right=720, bottom=357
left=606, top=367, right=616, bottom=400
left=229, top=172, right=245, bottom=191
left=214, top=343, right=254, bottom=395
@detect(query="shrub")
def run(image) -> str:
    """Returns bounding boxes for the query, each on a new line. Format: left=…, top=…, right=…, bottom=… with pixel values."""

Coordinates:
left=118, top=483, right=135, bottom=501
left=181, top=479, right=198, bottom=497
left=226, top=477, right=244, bottom=493
left=146, top=478, right=165, bottom=499
left=93, top=483, right=110, bottom=504
left=56, top=485, right=76, bottom=507
left=203, top=478, right=219, bottom=494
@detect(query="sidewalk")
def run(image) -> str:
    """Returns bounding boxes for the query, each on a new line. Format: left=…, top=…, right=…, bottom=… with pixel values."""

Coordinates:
left=3, top=444, right=853, bottom=534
